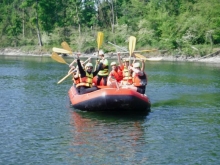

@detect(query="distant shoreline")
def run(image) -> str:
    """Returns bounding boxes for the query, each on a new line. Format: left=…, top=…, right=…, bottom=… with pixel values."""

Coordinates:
left=1, top=48, right=220, bottom=64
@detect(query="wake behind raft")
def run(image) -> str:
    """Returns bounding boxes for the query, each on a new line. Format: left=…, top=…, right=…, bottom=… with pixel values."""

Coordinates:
left=68, top=85, right=151, bottom=114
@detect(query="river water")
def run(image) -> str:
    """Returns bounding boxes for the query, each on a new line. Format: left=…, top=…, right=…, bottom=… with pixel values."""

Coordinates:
left=0, top=55, right=219, bottom=165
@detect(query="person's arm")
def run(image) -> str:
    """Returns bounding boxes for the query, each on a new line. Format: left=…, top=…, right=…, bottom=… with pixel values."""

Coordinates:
left=94, top=59, right=100, bottom=71
left=141, top=59, right=145, bottom=72
left=117, top=53, right=123, bottom=66
left=107, top=72, right=113, bottom=81
left=77, top=57, right=86, bottom=77
left=132, top=53, right=136, bottom=65
left=93, top=63, right=102, bottom=76
left=74, top=69, right=79, bottom=78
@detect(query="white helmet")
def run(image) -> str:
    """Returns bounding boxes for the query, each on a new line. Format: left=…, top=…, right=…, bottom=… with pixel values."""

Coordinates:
left=124, top=58, right=129, bottom=62
left=85, top=62, right=93, bottom=68
left=133, top=62, right=140, bottom=68
left=98, top=50, right=104, bottom=56
left=110, top=61, right=117, bottom=66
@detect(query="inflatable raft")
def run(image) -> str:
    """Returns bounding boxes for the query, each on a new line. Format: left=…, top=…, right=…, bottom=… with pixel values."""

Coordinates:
left=68, top=85, right=151, bottom=114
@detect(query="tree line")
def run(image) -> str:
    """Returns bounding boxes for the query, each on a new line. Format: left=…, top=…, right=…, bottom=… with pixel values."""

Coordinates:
left=1, top=0, right=220, bottom=56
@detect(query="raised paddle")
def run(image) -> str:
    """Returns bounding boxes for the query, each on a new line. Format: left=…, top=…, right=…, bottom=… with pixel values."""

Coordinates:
left=96, top=32, right=104, bottom=58
left=129, top=36, right=136, bottom=65
left=97, top=32, right=104, bottom=51
left=51, top=52, right=69, bottom=65
left=52, top=47, right=72, bottom=54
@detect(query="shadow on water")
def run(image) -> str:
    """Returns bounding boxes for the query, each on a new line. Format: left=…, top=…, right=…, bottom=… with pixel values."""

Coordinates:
left=67, top=107, right=149, bottom=122
left=152, top=91, right=220, bottom=109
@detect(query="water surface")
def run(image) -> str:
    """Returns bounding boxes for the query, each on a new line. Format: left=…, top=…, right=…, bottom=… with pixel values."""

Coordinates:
left=0, top=55, right=219, bottom=165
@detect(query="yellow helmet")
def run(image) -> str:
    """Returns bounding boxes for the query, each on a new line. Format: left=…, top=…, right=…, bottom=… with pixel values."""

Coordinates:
left=133, top=62, right=140, bottom=68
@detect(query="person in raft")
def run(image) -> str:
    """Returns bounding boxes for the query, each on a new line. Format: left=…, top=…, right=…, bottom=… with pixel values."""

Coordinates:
left=121, top=58, right=133, bottom=86
left=68, top=57, right=92, bottom=86
left=107, top=53, right=124, bottom=88
left=75, top=55, right=102, bottom=95
left=123, top=59, right=148, bottom=95
left=96, top=50, right=109, bottom=86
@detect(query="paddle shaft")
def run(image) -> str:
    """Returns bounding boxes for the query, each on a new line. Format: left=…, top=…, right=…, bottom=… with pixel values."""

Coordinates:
left=108, top=41, right=157, bottom=53
left=57, top=57, right=91, bottom=84
left=108, top=42, right=127, bottom=51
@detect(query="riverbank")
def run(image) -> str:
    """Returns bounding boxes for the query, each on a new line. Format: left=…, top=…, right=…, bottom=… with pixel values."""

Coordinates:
left=1, top=47, right=220, bottom=63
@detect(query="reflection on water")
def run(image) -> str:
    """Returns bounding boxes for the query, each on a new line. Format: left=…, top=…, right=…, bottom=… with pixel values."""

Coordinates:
left=68, top=110, right=149, bottom=164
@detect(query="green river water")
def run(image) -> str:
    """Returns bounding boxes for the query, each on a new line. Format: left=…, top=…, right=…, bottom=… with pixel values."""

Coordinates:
left=0, top=55, right=219, bottom=165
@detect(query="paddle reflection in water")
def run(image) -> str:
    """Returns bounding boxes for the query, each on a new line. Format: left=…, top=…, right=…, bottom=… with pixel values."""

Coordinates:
left=68, top=110, right=149, bottom=164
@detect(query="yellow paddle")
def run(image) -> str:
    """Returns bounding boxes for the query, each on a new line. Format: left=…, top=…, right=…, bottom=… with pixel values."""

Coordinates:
left=97, top=32, right=104, bottom=51
left=135, top=53, right=162, bottom=61
left=61, top=41, right=73, bottom=54
left=129, top=36, right=136, bottom=65
left=97, top=32, right=104, bottom=58
left=57, top=71, right=73, bottom=84
left=51, top=52, right=69, bottom=65
left=52, top=47, right=72, bottom=54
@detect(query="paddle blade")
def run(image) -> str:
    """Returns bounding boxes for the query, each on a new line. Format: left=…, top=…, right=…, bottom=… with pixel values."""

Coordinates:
left=97, top=32, right=104, bottom=50
left=52, top=47, right=72, bottom=54
left=129, top=36, right=136, bottom=57
left=135, top=53, right=147, bottom=60
left=51, top=52, right=69, bottom=65
left=61, top=41, right=72, bottom=53
left=135, top=53, right=162, bottom=61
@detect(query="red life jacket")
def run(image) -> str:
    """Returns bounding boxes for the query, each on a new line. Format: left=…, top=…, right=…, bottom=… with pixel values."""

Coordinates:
left=109, top=67, right=123, bottom=82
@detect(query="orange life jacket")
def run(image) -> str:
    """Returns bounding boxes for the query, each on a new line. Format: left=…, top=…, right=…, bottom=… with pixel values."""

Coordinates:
left=76, top=72, right=94, bottom=88
left=73, top=77, right=80, bottom=84
left=133, top=72, right=147, bottom=87
left=72, top=72, right=80, bottom=85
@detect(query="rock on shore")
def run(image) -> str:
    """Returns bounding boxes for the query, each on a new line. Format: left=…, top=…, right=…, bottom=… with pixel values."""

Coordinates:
left=1, top=48, right=220, bottom=63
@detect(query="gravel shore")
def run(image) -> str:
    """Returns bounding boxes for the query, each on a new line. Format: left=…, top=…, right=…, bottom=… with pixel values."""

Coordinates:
left=1, top=48, right=220, bottom=63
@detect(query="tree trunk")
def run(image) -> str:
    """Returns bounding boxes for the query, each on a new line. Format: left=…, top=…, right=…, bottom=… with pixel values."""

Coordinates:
left=23, top=9, right=25, bottom=39
left=76, top=5, right=81, bottom=35
left=110, top=0, right=114, bottom=33
left=36, top=0, right=43, bottom=46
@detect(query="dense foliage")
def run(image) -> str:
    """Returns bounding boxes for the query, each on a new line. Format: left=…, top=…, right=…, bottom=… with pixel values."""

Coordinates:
left=1, top=0, right=220, bottom=56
